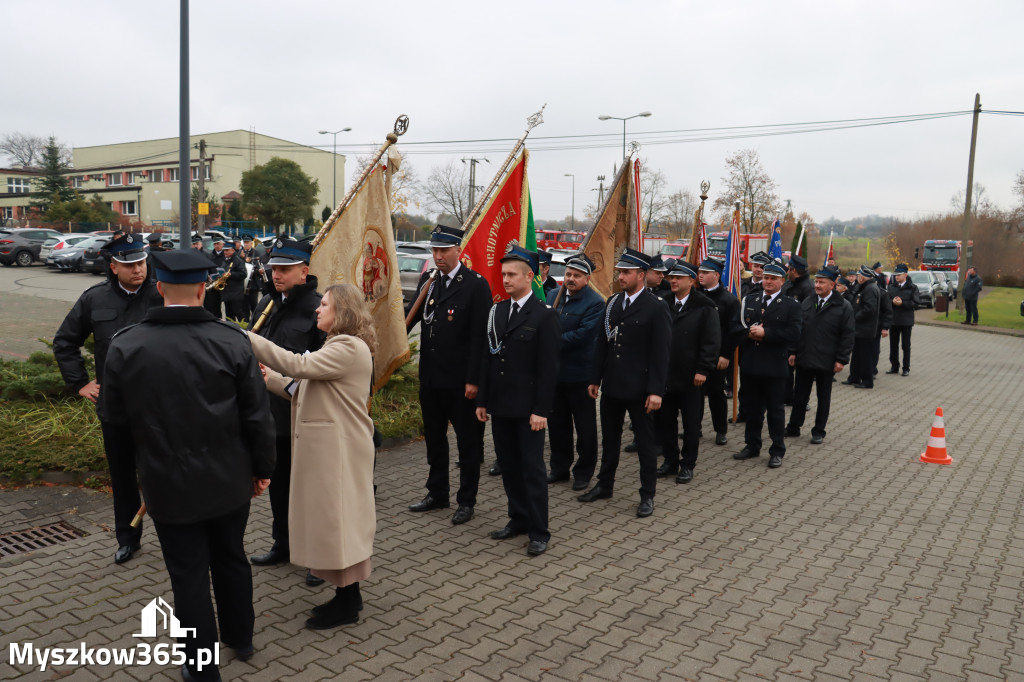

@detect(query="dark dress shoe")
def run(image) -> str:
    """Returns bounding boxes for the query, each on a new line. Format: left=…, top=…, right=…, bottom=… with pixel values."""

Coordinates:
left=489, top=526, right=523, bottom=540
left=114, top=542, right=141, bottom=565
left=305, top=586, right=359, bottom=630
left=676, top=468, right=693, bottom=484
left=488, top=461, right=502, bottom=476
left=623, top=440, right=638, bottom=452
left=733, top=447, right=759, bottom=460
left=577, top=485, right=612, bottom=502
left=810, top=434, right=825, bottom=445
left=885, top=368, right=899, bottom=374
left=571, top=478, right=591, bottom=491
left=527, top=540, right=548, bottom=556
left=715, top=433, right=728, bottom=446
left=408, top=495, right=450, bottom=512
left=306, top=569, right=325, bottom=586
left=656, top=462, right=678, bottom=477
left=250, top=546, right=289, bottom=566
left=855, top=383, right=873, bottom=389
left=841, top=379, right=860, bottom=386
left=546, top=472, right=569, bottom=484
left=451, top=505, right=474, bottom=525
left=636, top=498, right=654, bottom=517
left=901, top=370, right=910, bottom=376
left=224, top=642, right=255, bottom=661
left=768, top=455, right=783, bottom=468
left=181, top=663, right=221, bottom=682
left=784, top=426, right=800, bottom=437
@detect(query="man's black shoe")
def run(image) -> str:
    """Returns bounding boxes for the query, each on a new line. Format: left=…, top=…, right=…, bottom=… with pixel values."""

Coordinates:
left=636, top=498, right=654, bottom=517
left=715, top=433, right=728, bottom=446
left=451, top=505, right=474, bottom=525
left=306, top=569, right=325, bottom=586
left=224, top=643, right=255, bottom=662
left=408, top=495, right=450, bottom=512
left=885, top=368, right=899, bottom=374
left=733, top=447, right=759, bottom=460
left=676, top=468, right=693, bottom=484
left=841, top=379, right=860, bottom=386
left=488, top=461, right=502, bottom=476
left=489, top=527, right=523, bottom=540
left=901, top=370, right=910, bottom=376
left=656, top=462, right=678, bottom=477
left=623, top=440, right=638, bottom=452
left=768, top=455, right=783, bottom=468
left=810, top=434, right=825, bottom=445
left=181, top=663, right=221, bottom=682
left=577, top=485, right=612, bottom=502
left=250, top=546, right=288, bottom=566
left=784, top=426, right=800, bottom=437
left=546, top=473, right=569, bottom=484
left=114, top=542, right=141, bottom=565
left=855, top=383, right=873, bottom=389
left=527, top=540, right=548, bottom=556
left=571, top=478, right=591, bottom=491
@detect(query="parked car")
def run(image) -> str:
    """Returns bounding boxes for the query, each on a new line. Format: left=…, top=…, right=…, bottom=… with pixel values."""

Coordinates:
left=48, top=235, right=110, bottom=272
left=40, top=233, right=94, bottom=262
left=399, top=253, right=435, bottom=304
left=549, top=254, right=568, bottom=286
left=907, top=270, right=938, bottom=308
left=545, top=248, right=580, bottom=259
left=941, top=271, right=958, bottom=300
left=0, top=228, right=63, bottom=266
left=397, top=242, right=433, bottom=256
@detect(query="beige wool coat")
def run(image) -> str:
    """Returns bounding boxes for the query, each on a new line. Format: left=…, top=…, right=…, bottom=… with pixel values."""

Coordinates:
left=247, top=332, right=376, bottom=572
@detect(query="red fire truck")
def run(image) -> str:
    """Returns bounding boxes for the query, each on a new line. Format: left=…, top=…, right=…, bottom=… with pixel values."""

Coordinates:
left=705, top=232, right=770, bottom=266
left=920, top=239, right=970, bottom=272
left=536, top=230, right=586, bottom=251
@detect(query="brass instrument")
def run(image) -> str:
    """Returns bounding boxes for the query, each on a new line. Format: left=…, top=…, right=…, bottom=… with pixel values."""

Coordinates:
left=251, top=299, right=274, bottom=332
left=206, top=261, right=234, bottom=291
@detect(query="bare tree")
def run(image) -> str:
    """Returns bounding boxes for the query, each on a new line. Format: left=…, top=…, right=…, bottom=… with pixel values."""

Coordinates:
left=424, top=161, right=471, bottom=225
left=353, top=148, right=421, bottom=215
left=662, top=189, right=698, bottom=239
left=1, top=133, right=49, bottom=167
left=712, top=148, right=781, bottom=232
left=950, top=182, right=996, bottom=217
left=639, top=162, right=669, bottom=232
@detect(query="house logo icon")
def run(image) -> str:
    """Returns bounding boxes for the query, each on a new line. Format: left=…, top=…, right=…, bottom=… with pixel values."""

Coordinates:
left=133, top=597, right=197, bottom=638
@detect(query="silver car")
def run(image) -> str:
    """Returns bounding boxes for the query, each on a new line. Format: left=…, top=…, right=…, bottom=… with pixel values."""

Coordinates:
left=399, top=253, right=435, bottom=304
left=907, top=270, right=937, bottom=308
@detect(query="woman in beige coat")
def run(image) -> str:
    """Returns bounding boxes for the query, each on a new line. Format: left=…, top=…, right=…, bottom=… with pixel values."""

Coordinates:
left=247, top=283, right=377, bottom=630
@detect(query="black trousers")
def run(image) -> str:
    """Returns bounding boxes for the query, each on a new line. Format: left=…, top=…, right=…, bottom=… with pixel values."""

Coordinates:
left=420, top=384, right=484, bottom=507
left=788, top=367, right=834, bottom=438
left=99, top=421, right=142, bottom=547
left=268, top=433, right=291, bottom=551
left=223, top=295, right=246, bottom=322
left=659, top=387, right=703, bottom=469
left=849, top=337, right=875, bottom=387
left=491, top=416, right=549, bottom=542
left=153, top=503, right=252, bottom=682
left=203, top=289, right=222, bottom=319
left=741, top=372, right=787, bottom=458
left=872, top=329, right=883, bottom=374
left=244, top=289, right=260, bottom=320
left=964, top=299, right=979, bottom=323
left=597, top=394, right=658, bottom=499
left=548, top=381, right=597, bottom=482
left=889, top=325, right=912, bottom=371
left=701, top=367, right=728, bottom=436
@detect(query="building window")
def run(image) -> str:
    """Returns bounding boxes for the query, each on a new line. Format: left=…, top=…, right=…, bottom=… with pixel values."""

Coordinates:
left=1, top=207, right=12, bottom=219
left=7, top=178, right=30, bottom=194
left=108, top=173, right=123, bottom=187
left=190, top=166, right=211, bottom=181
left=130, top=172, right=146, bottom=184
left=71, top=176, right=83, bottom=188
left=148, top=170, right=161, bottom=182
left=168, top=168, right=179, bottom=182
left=121, top=200, right=138, bottom=216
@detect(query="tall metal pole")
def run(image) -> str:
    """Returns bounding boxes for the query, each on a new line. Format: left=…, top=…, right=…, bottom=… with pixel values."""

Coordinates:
left=331, top=134, right=337, bottom=209
left=621, top=120, right=627, bottom=161
left=196, top=138, right=206, bottom=235
left=178, top=0, right=190, bottom=250
left=956, top=93, right=981, bottom=311
left=564, top=173, right=575, bottom=230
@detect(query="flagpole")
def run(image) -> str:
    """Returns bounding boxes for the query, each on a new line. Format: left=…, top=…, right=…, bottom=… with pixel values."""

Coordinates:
left=794, top=222, right=807, bottom=258
left=313, top=115, right=409, bottom=250
left=460, top=105, right=546, bottom=234
left=688, top=181, right=710, bottom=265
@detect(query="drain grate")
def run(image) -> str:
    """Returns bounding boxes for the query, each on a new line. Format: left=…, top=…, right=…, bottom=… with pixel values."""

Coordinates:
left=0, top=522, right=84, bottom=557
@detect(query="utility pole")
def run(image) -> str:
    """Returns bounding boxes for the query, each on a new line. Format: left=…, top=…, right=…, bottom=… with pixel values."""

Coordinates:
left=462, top=157, right=489, bottom=217
left=177, top=0, right=190, bottom=250
left=196, top=138, right=206, bottom=235
left=596, top=175, right=606, bottom=206
left=957, top=93, right=981, bottom=311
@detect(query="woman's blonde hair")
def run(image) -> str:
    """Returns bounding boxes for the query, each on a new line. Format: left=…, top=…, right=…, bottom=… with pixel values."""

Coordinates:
left=323, top=284, right=377, bottom=355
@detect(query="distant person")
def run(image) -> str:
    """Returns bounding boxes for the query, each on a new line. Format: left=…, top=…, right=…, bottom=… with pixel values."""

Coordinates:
left=537, top=250, right=558, bottom=297
left=962, top=267, right=982, bottom=325
left=886, top=264, right=920, bottom=376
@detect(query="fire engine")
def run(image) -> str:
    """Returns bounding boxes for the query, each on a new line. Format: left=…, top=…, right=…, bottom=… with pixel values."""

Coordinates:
left=536, top=230, right=586, bottom=251
left=920, top=239, right=970, bottom=272
left=705, top=232, right=770, bottom=266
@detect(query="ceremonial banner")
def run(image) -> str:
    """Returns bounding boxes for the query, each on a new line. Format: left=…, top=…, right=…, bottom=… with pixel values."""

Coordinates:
left=309, top=164, right=409, bottom=392
left=823, top=229, right=834, bottom=268
left=724, top=209, right=742, bottom=297
left=577, top=158, right=634, bottom=299
left=460, top=149, right=537, bottom=303
left=768, top=218, right=783, bottom=260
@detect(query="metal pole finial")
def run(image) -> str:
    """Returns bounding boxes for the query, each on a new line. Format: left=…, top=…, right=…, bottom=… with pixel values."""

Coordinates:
left=527, top=104, right=547, bottom=131
left=700, top=180, right=710, bottom=200
left=628, top=141, right=641, bottom=156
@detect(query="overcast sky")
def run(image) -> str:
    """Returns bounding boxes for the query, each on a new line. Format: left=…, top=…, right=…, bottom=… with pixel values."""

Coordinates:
left=4, top=0, right=1021, bottom=223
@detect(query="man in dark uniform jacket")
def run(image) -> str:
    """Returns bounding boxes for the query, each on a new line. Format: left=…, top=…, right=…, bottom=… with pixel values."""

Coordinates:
left=240, top=234, right=264, bottom=320
left=248, top=237, right=326, bottom=583
left=537, top=250, right=559, bottom=298
left=741, top=251, right=770, bottom=298
left=546, top=254, right=604, bottom=491
left=780, top=255, right=813, bottom=404
left=53, top=233, right=163, bottom=564
left=657, top=261, right=720, bottom=484
left=477, top=244, right=560, bottom=556
left=646, top=255, right=674, bottom=303
left=203, top=237, right=227, bottom=319
left=886, top=263, right=920, bottom=376
left=580, top=248, right=671, bottom=518
left=734, top=262, right=802, bottom=468
left=218, top=241, right=248, bottom=321
left=101, top=249, right=275, bottom=681
left=696, top=258, right=740, bottom=446
left=844, top=265, right=882, bottom=388
left=872, top=277, right=893, bottom=378
left=785, top=267, right=855, bottom=444
left=145, top=232, right=166, bottom=281
left=406, top=225, right=492, bottom=526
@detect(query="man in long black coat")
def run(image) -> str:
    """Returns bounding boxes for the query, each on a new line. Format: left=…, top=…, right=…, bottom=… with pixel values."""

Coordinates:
left=696, top=258, right=740, bottom=446
left=885, top=263, right=920, bottom=376
left=581, top=248, right=671, bottom=518
left=844, top=265, right=881, bottom=389
left=219, top=241, right=248, bottom=321
left=477, top=245, right=560, bottom=556
left=785, top=267, right=855, bottom=445
left=657, top=261, right=720, bottom=484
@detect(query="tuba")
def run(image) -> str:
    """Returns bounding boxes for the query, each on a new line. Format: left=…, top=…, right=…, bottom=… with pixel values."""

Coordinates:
left=207, top=261, right=234, bottom=291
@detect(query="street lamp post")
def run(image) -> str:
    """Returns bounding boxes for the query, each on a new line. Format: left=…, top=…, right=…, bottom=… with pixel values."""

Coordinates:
left=564, top=173, right=575, bottom=231
left=597, top=112, right=652, bottom=160
left=318, top=127, right=352, bottom=210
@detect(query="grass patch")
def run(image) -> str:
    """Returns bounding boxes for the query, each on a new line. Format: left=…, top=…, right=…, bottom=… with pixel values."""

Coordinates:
left=370, top=356, right=423, bottom=440
left=936, top=286, right=1024, bottom=330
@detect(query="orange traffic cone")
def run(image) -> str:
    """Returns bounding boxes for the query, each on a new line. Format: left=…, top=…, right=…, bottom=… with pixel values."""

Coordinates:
left=919, top=407, right=953, bottom=465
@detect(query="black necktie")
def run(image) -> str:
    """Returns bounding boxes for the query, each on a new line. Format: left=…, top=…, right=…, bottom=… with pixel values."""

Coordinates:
left=816, top=298, right=823, bottom=311
left=444, top=275, right=451, bottom=288
left=676, top=301, right=683, bottom=313
left=509, top=301, right=520, bottom=324
left=623, top=297, right=631, bottom=311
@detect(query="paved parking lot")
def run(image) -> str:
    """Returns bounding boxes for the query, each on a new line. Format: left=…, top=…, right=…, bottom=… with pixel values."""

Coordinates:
left=2, top=322, right=1022, bottom=681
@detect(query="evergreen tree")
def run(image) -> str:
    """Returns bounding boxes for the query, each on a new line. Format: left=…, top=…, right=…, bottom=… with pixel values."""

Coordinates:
left=30, top=136, right=75, bottom=213
left=791, top=220, right=804, bottom=257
